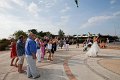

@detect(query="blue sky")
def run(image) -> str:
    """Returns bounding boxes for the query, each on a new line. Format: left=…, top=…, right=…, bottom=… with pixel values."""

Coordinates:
left=0, top=0, right=120, bottom=39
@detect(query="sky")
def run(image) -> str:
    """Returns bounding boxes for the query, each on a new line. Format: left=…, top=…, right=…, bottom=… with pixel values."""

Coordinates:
left=0, top=0, right=120, bottom=39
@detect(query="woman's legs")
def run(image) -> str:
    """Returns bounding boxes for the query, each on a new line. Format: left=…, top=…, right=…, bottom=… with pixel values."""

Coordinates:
left=41, top=48, right=45, bottom=61
left=15, top=57, right=19, bottom=67
left=10, top=57, right=18, bottom=66
left=36, top=49, right=41, bottom=62
left=10, top=58, right=15, bottom=66
left=51, top=53, right=54, bottom=61
left=48, top=53, right=51, bottom=60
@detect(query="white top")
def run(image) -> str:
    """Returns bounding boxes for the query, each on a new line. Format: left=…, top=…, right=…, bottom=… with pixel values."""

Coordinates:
left=47, top=43, right=52, bottom=49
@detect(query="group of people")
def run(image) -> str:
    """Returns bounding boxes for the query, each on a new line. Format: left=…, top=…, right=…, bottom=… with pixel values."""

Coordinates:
left=10, top=32, right=103, bottom=78
left=59, top=38, right=70, bottom=51
left=83, top=36, right=110, bottom=57
left=10, top=35, right=25, bottom=73
left=10, top=32, right=59, bottom=79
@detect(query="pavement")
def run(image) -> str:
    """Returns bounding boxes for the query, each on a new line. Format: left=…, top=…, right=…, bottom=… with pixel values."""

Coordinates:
left=0, top=45, right=120, bottom=80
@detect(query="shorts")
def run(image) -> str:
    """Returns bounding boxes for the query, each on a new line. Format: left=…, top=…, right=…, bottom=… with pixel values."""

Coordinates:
left=48, top=49, right=52, bottom=53
left=51, top=48, right=54, bottom=54
left=18, top=55, right=24, bottom=64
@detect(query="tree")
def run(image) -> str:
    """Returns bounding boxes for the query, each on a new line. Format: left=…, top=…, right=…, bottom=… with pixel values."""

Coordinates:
left=58, top=29, right=65, bottom=38
left=44, top=31, right=52, bottom=37
left=0, top=38, right=10, bottom=51
left=28, top=29, right=38, bottom=34
left=37, top=31, right=53, bottom=38
left=13, top=30, right=27, bottom=39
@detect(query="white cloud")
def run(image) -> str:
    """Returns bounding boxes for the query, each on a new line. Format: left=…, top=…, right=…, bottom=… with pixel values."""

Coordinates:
left=80, top=11, right=120, bottom=29
left=45, top=0, right=57, bottom=8
left=0, top=0, right=13, bottom=9
left=110, top=0, right=117, bottom=4
left=0, top=12, right=61, bottom=39
left=88, top=16, right=112, bottom=23
left=81, top=15, right=112, bottom=28
left=27, top=2, right=40, bottom=15
left=38, top=0, right=57, bottom=8
left=60, top=15, right=70, bottom=23
left=11, top=0, right=25, bottom=7
left=60, top=4, right=70, bottom=13
left=113, top=11, right=120, bottom=16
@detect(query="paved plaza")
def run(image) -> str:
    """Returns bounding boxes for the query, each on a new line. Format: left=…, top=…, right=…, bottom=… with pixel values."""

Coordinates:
left=0, top=45, right=120, bottom=80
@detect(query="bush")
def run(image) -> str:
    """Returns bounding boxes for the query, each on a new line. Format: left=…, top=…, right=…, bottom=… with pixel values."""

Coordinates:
left=0, top=39, right=10, bottom=51
left=0, top=43, right=7, bottom=51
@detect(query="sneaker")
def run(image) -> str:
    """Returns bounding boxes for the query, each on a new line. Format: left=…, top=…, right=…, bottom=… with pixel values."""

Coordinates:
left=28, top=75, right=32, bottom=78
left=33, top=75, right=40, bottom=79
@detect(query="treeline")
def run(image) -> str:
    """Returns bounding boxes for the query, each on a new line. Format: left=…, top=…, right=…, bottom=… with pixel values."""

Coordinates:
left=0, top=29, right=65, bottom=51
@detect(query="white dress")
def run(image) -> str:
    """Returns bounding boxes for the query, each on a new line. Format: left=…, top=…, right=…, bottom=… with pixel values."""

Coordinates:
left=86, top=41, right=100, bottom=57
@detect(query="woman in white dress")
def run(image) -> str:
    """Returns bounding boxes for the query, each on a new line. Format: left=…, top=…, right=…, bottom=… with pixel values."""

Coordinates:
left=86, top=36, right=100, bottom=57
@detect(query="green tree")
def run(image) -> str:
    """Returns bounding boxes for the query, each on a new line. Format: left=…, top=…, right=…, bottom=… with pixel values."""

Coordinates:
left=37, top=31, right=52, bottom=38
left=13, top=30, right=27, bottom=39
left=28, top=29, right=38, bottom=34
left=58, top=29, right=65, bottom=38
left=44, top=31, right=52, bottom=37
left=0, top=39, right=10, bottom=51
left=37, top=31, right=44, bottom=37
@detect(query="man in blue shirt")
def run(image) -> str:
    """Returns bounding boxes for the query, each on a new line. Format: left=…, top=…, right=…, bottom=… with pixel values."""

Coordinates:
left=16, top=35, right=25, bottom=73
left=25, top=32, right=40, bottom=79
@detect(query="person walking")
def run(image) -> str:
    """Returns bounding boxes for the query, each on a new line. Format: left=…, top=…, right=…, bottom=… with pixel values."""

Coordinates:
left=35, top=38, right=41, bottom=62
left=65, top=38, right=69, bottom=51
left=25, top=32, right=40, bottom=79
left=51, top=40, right=55, bottom=61
left=10, top=38, right=18, bottom=67
left=60, top=39, right=63, bottom=49
left=40, top=39, right=45, bottom=61
left=47, top=40, right=52, bottom=61
left=76, top=38, right=79, bottom=48
left=63, top=38, right=66, bottom=49
left=16, top=35, right=25, bottom=73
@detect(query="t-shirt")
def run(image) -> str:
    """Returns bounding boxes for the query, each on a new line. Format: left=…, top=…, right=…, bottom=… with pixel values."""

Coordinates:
left=47, top=43, right=52, bottom=49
